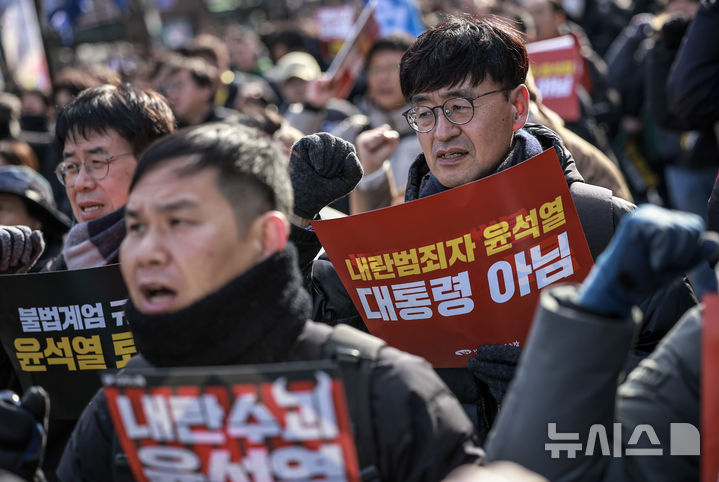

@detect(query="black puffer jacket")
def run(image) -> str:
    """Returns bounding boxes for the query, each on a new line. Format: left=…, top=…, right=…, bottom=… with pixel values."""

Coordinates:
left=58, top=247, right=483, bottom=481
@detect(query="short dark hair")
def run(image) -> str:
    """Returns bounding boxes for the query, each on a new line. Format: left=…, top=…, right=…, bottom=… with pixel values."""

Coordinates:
left=55, top=84, right=176, bottom=155
left=400, top=14, right=528, bottom=101
left=168, top=55, right=219, bottom=93
left=365, top=34, right=414, bottom=67
left=131, top=123, right=292, bottom=233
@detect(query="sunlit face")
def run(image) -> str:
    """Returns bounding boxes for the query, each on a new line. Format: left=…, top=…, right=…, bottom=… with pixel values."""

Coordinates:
left=523, top=0, right=562, bottom=41
left=412, top=79, right=528, bottom=188
left=63, top=129, right=137, bottom=223
left=666, top=0, right=699, bottom=17
left=367, top=50, right=406, bottom=111
left=280, top=77, right=308, bottom=104
left=121, top=157, right=263, bottom=315
left=164, top=69, right=212, bottom=124
left=0, top=193, right=41, bottom=229
left=227, top=36, right=257, bottom=72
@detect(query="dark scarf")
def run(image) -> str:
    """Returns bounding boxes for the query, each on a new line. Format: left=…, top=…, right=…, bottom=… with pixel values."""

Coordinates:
left=126, top=245, right=311, bottom=367
left=63, top=207, right=126, bottom=270
left=418, top=128, right=544, bottom=198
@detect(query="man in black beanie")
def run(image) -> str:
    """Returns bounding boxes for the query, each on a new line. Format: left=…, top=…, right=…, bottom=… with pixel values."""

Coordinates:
left=58, top=122, right=483, bottom=481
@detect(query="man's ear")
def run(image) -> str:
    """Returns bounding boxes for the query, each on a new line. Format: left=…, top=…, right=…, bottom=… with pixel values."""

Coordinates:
left=251, top=211, right=289, bottom=260
left=510, top=84, right=530, bottom=132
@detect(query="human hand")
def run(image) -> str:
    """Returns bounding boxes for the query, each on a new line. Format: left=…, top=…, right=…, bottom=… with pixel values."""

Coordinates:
left=356, top=124, right=400, bottom=175
left=467, top=344, right=521, bottom=407
left=289, top=132, right=363, bottom=220
left=578, top=204, right=719, bottom=317
left=0, top=226, right=45, bottom=274
left=304, top=74, right=341, bottom=109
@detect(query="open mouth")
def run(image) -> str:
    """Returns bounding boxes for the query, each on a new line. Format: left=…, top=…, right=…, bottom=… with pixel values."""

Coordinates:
left=78, top=203, right=105, bottom=218
left=437, top=150, right=468, bottom=162
left=138, top=283, right=178, bottom=312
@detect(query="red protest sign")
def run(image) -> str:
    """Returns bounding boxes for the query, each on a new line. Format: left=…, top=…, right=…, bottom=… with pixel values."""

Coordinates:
left=527, top=35, right=581, bottom=122
left=312, top=149, right=594, bottom=368
left=325, top=0, right=380, bottom=99
left=703, top=294, right=719, bottom=482
left=103, top=363, right=360, bottom=482
left=315, top=5, right=356, bottom=62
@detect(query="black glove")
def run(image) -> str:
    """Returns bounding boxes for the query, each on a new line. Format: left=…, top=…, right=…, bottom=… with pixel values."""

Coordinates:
left=467, top=344, right=521, bottom=407
left=0, top=387, right=49, bottom=481
left=0, top=226, right=45, bottom=273
left=289, top=132, right=363, bottom=220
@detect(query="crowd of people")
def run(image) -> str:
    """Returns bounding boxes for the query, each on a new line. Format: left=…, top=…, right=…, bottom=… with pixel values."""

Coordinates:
left=0, top=0, right=717, bottom=480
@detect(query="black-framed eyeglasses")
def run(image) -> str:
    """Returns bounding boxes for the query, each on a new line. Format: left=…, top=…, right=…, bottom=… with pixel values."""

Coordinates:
left=402, top=88, right=510, bottom=133
left=55, top=152, right=134, bottom=187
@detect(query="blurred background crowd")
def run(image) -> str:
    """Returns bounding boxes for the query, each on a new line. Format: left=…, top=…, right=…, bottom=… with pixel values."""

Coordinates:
left=0, top=0, right=712, bottom=223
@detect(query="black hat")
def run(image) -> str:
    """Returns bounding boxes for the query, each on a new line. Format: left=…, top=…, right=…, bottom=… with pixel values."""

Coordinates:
left=0, top=166, right=71, bottom=234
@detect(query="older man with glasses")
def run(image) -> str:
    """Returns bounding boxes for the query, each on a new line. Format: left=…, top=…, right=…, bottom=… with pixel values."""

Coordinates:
left=47, top=84, right=175, bottom=271
left=299, top=14, right=699, bottom=445
left=0, top=84, right=175, bottom=478
left=396, top=13, right=704, bottom=443
left=0, top=83, right=176, bottom=273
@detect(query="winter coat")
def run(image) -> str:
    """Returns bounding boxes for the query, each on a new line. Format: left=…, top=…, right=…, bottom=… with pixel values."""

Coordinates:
left=57, top=246, right=483, bottom=482
left=667, top=2, right=719, bottom=127
left=528, top=103, right=634, bottom=202
left=645, top=16, right=719, bottom=171
left=486, top=283, right=701, bottom=482
left=404, top=123, right=696, bottom=441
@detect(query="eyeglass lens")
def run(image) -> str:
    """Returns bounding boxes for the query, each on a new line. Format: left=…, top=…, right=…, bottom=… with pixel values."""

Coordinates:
left=58, top=160, right=109, bottom=186
left=408, top=97, right=475, bottom=132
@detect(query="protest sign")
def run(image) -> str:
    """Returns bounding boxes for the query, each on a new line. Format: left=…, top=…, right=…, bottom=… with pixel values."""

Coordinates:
left=0, top=264, right=134, bottom=419
left=527, top=35, right=581, bottom=122
left=316, top=5, right=357, bottom=62
left=313, top=149, right=594, bottom=367
left=103, top=362, right=360, bottom=482
left=703, top=294, right=719, bottom=482
left=326, top=0, right=380, bottom=100
left=0, top=0, right=51, bottom=92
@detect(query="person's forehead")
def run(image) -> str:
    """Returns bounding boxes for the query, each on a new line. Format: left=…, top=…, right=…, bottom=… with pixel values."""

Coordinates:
left=369, top=49, right=403, bottom=66
left=63, top=128, right=128, bottom=156
left=0, top=192, right=25, bottom=205
left=411, top=79, right=487, bottom=103
left=131, top=156, right=217, bottom=198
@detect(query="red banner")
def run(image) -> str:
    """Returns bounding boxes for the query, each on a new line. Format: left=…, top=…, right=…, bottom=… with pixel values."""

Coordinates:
left=325, top=0, right=380, bottom=99
left=312, top=149, right=594, bottom=367
left=527, top=35, right=581, bottom=122
left=703, top=294, right=719, bottom=482
left=104, top=362, right=360, bottom=482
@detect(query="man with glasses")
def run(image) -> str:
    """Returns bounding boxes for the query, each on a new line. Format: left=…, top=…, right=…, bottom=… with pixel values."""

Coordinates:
left=0, top=84, right=175, bottom=477
left=340, top=14, right=696, bottom=443
left=48, top=84, right=175, bottom=271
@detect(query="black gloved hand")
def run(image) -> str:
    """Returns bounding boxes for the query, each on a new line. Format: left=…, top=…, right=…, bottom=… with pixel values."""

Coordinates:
left=0, top=387, right=49, bottom=481
left=289, top=132, right=363, bottom=220
left=0, top=226, right=45, bottom=273
left=467, top=344, right=521, bottom=407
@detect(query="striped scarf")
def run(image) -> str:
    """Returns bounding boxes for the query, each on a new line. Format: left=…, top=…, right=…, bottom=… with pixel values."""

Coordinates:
left=63, top=207, right=126, bottom=270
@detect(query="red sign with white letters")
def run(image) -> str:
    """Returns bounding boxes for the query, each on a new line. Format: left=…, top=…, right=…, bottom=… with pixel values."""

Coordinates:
left=527, top=35, right=582, bottom=122
left=703, top=294, right=719, bottom=482
left=104, top=362, right=360, bottom=482
left=312, top=149, right=594, bottom=367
